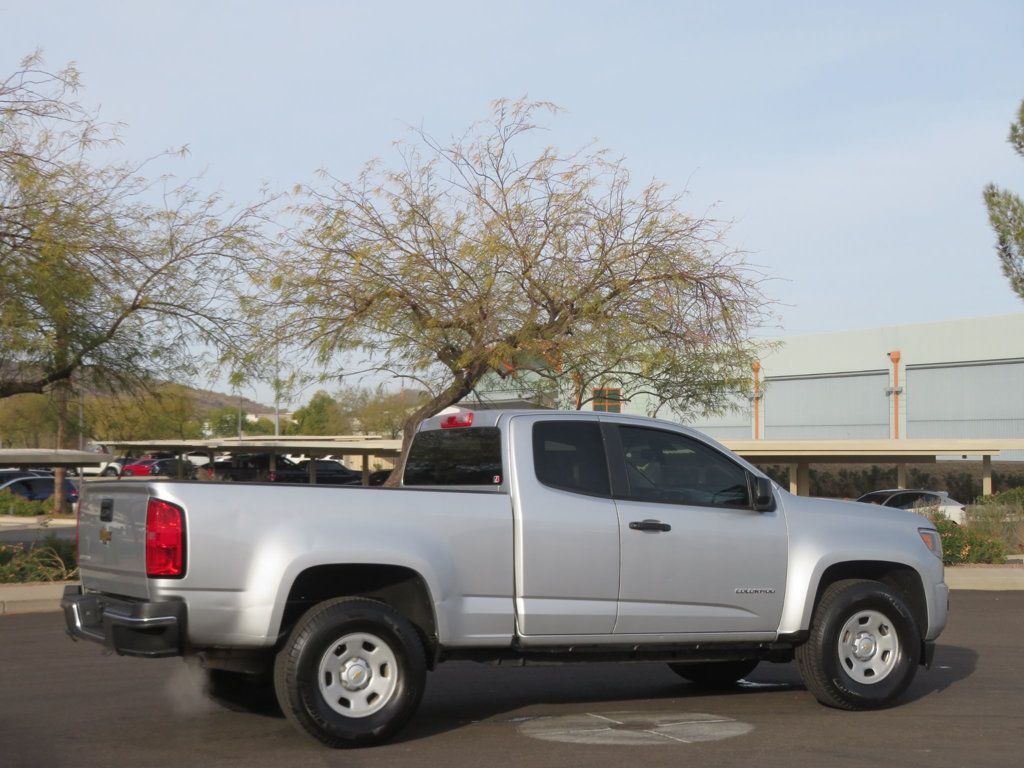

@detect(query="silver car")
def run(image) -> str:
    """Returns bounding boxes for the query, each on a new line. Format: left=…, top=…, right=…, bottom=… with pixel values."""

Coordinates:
left=857, top=488, right=966, bottom=524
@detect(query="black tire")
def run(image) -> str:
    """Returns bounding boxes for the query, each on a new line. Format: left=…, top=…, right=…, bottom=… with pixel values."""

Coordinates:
left=668, top=659, right=760, bottom=688
left=101, top=467, right=119, bottom=477
left=796, top=579, right=920, bottom=710
left=274, top=597, right=426, bottom=748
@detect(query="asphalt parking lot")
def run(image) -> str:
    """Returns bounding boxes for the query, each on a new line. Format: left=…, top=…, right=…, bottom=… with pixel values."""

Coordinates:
left=1, top=590, right=1021, bottom=768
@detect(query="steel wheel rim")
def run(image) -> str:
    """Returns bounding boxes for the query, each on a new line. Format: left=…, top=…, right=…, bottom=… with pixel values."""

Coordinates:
left=317, top=631, right=399, bottom=718
left=836, top=609, right=900, bottom=684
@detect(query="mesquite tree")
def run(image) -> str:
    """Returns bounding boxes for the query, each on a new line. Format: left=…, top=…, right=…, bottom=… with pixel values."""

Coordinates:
left=266, top=99, right=771, bottom=481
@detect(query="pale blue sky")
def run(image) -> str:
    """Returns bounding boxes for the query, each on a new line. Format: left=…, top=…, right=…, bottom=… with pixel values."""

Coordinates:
left=3, top=1, right=1024, bottom=402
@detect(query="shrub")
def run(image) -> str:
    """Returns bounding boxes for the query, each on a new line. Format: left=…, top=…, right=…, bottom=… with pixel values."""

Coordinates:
left=929, top=511, right=1008, bottom=565
left=0, top=539, right=78, bottom=583
left=0, top=490, right=50, bottom=517
left=964, top=493, right=1024, bottom=554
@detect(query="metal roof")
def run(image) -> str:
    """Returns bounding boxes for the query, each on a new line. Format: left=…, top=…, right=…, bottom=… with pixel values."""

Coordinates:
left=722, top=438, right=1024, bottom=463
left=98, top=436, right=402, bottom=457
left=0, top=448, right=114, bottom=467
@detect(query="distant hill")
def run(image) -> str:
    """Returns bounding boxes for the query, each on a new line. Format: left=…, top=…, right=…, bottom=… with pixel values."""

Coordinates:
left=185, top=386, right=272, bottom=415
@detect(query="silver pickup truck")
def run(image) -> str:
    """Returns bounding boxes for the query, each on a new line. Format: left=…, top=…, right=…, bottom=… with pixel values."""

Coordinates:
left=63, top=410, right=948, bottom=747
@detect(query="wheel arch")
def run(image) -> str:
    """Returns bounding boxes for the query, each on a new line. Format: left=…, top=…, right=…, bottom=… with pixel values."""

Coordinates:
left=276, top=564, right=439, bottom=666
left=802, top=560, right=928, bottom=658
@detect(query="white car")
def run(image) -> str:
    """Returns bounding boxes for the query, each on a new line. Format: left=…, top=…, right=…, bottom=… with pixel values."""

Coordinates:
left=856, top=489, right=967, bottom=524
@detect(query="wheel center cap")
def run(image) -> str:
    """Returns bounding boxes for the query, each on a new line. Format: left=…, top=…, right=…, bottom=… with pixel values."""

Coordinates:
left=852, top=632, right=877, bottom=661
left=340, top=658, right=372, bottom=691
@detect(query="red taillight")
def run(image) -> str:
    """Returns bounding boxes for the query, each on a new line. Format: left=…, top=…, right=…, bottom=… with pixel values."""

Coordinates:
left=146, top=498, right=185, bottom=578
left=440, top=411, right=474, bottom=429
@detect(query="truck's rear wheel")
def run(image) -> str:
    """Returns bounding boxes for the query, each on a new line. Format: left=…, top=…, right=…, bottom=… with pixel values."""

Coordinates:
left=668, top=659, right=760, bottom=688
left=796, top=579, right=920, bottom=710
left=274, top=597, right=426, bottom=747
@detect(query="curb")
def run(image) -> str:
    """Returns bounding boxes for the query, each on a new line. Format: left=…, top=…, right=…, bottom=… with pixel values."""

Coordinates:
left=2, top=567, right=1024, bottom=616
left=0, top=515, right=77, bottom=528
left=0, top=581, right=75, bottom=615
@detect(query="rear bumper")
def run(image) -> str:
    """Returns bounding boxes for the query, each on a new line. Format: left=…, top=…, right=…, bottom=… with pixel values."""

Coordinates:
left=61, top=585, right=185, bottom=658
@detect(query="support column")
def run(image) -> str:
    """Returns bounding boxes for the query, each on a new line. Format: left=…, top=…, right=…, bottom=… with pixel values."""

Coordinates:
left=309, top=457, right=317, bottom=485
left=362, top=454, right=370, bottom=486
left=982, top=454, right=992, bottom=496
left=788, top=463, right=799, bottom=495
left=797, top=462, right=810, bottom=497
left=897, top=463, right=907, bottom=489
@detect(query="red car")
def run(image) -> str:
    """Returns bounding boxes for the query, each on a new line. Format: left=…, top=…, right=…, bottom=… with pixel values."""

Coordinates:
left=120, top=459, right=157, bottom=477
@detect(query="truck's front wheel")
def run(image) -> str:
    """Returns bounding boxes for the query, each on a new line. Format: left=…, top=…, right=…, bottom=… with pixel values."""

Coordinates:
left=274, top=597, right=426, bottom=747
left=796, top=579, right=920, bottom=710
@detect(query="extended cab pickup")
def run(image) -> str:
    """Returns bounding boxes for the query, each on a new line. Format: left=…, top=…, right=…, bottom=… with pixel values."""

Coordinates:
left=63, top=410, right=948, bottom=747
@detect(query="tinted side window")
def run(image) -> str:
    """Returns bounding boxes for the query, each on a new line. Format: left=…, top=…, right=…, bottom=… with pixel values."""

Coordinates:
left=617, top=425, right=751, bottom=508
left=532, top=421, right=610, bottom=497
left=404, top=427, right=503, bottom=486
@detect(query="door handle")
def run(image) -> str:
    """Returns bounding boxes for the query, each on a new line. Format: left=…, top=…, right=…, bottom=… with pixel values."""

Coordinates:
left=629, top=519, right=671, bottom=532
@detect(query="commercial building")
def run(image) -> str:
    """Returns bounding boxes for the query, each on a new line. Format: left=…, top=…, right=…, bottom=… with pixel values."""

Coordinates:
left=687, top=313, right=1024, bottom=460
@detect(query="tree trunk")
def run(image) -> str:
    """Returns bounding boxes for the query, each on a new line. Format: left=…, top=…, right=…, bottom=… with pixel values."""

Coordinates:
left=383, top=374, right=478, bottom=488
left=52, top=381, right=69, bottom=516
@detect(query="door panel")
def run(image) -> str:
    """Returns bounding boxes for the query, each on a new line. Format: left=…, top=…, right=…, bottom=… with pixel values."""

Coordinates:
left=609, top=424, right=787, bottom=635
left=509, top=416, right=619, bottom=636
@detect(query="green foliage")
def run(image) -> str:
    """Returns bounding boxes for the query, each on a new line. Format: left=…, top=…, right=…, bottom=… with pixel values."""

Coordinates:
left=984, top=98, right=1024, bottom=301
left=206, top=405, right=244, bottom=437
left=292, top=390, right=352, bottom=435
left=0, top=534, right=77, bottom=583
left=246, top=416, right=278, bottom=435
left=965, top=490, right=1024, bottom=553
left=347, top=386, right=427, bottom=439
left=974, top=486, right=1024, bottom=507
left=929, top=512, right=1007, bottom=565
left=0, top=393, right=60, bottom=447
left=86, top=384, right=204, bottom=441
left=0, top=489, right=51, bottom=517
left=261, top=98, right=768, bottom=466
left=1, top=54, right=268, bottom=403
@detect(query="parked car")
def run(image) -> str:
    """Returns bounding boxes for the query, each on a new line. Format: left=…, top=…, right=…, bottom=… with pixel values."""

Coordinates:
left=0, top=476, right=79, bottom=505
left=121, top=459, right=158, bottom=477
left=856, top=489, right=966, bottom=524
left=0, top=469, right=51, bottom=483
left=65, top=409, right=948, bottom=747
left=293, top=458, right=362, bottom=485
left=146, top=458, right=198, bottom=479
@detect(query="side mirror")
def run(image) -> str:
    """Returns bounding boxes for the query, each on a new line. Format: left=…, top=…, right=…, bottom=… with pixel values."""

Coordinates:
left=752, top=475, right=775, bottom=512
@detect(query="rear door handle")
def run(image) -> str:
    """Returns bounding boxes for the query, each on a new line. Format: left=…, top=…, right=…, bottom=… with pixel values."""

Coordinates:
left=629, top=519, right=671, bottom=532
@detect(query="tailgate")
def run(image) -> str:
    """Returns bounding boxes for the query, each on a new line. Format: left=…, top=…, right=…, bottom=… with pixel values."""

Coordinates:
left=77, top=481, right=154, bottom=599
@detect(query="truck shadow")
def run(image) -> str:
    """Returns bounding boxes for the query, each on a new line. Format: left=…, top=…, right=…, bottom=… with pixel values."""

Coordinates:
left=393, top=644, right=978, bottom=743
left=198, top=644, right=978, bottom=740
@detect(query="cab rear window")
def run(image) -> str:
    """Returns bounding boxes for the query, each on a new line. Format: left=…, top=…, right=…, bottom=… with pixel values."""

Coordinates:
left=403, top=427, right=503, bottom=486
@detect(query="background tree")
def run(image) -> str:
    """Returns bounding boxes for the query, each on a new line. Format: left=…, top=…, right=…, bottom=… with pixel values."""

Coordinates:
left=0, top=394, right=60, bottom=448
left=348, top=386, right=427, bottom=439
left=984, top=98, right=1024, bottom=301
left=1, top=54, right=268, bottom=399
left=2, top=54, right=268, bottom=510
left=255, top=99, right=771, bottom=482
left=86, top=384, right=203, bottom=442
left=291, top=390, right=352, bottom=435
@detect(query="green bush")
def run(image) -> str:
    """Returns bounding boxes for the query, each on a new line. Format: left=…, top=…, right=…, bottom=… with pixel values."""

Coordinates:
left=974, top=486, right=1024, bottom=507
left=0, top=489, right=50, bottom=517
left=964, top=494, right=1024, bottom=554
left=929, top=512, right=1008, bottom=565
left=0, top=537, right=78, bottom=583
